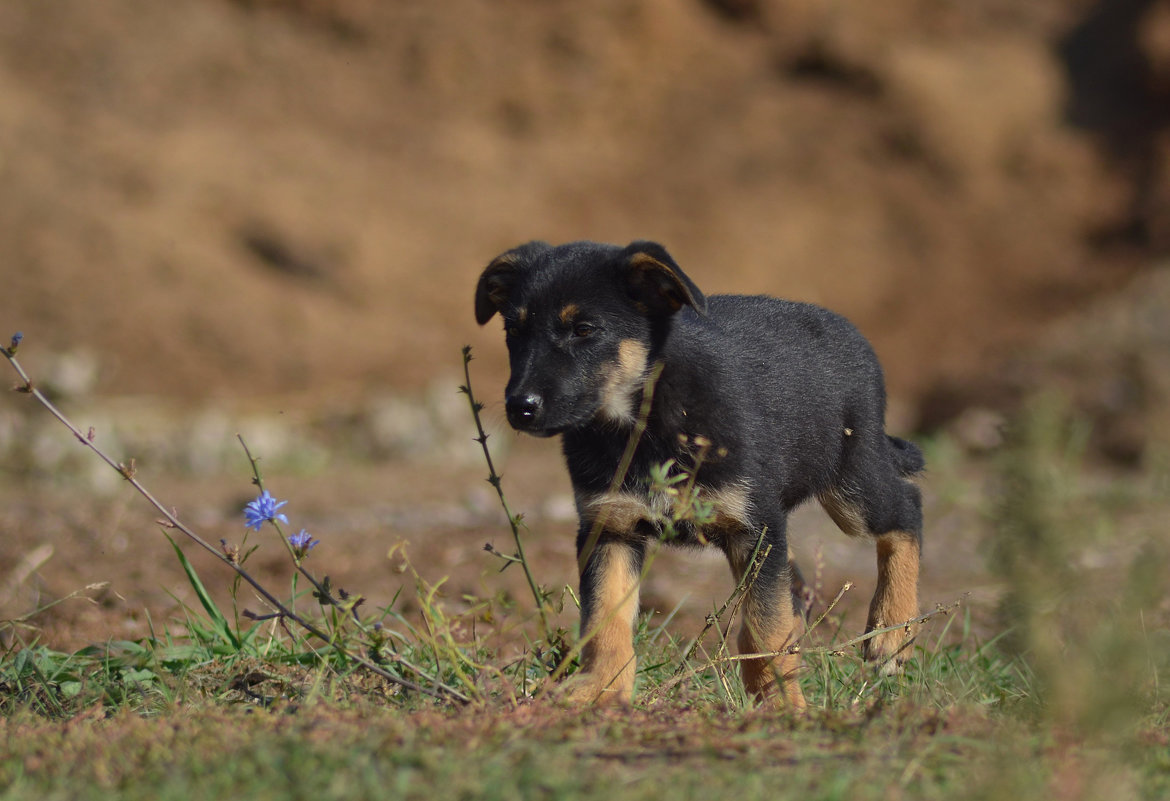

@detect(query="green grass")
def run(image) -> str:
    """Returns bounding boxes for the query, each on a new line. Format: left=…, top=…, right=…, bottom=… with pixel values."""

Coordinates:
left=0, top=621, right=1051, bottom=801
left=2, top=592, right=1166, bottom=801
left=0, top=703, right=1036, bottom=801
left=0, top=656, right=1164, bottom=801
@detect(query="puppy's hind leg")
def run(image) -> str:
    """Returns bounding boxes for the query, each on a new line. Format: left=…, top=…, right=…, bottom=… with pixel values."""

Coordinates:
left=820, top=470, right=923, bottom=671
left=865, top=528, right=921, bottom=670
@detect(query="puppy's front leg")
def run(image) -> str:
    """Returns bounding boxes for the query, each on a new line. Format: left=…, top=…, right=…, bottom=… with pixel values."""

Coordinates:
left=728, top=532, right=807, bottom=711
left=561, top=535, right=645, bottom=706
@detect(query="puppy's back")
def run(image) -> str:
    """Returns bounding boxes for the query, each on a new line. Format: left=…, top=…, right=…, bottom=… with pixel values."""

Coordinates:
left=672, top=294, right=884, bottom=403
left=662, top=294, right=891, bottom=499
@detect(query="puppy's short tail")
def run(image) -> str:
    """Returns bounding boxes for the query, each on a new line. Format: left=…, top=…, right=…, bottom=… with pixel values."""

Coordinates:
left=887, top=435, right=925, bottom=477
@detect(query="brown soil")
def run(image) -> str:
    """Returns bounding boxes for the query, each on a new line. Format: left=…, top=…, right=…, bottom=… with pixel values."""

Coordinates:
left=0, top=433, right=989, bottom=655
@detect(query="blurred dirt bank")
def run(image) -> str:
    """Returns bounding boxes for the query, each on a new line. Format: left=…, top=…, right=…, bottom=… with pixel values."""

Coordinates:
left=1, top=0, right=1168, bottom=428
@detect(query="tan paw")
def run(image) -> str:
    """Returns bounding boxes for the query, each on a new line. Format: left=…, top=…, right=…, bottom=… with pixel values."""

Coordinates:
left=553, top=671, right=634, bottom=707
left=862, top=623, right=918, bottom=673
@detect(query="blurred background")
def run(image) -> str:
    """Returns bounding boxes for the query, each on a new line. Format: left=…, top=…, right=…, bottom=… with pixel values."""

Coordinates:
left=1, top=0, right=1168, bottom=649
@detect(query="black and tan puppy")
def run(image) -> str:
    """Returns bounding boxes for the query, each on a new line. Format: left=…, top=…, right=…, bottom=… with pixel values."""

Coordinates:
left=475, top=240, right=924, bottom=709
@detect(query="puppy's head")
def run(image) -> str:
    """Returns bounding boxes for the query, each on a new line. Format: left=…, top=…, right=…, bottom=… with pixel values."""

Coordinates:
left=475, top=240, right=706, bottom=436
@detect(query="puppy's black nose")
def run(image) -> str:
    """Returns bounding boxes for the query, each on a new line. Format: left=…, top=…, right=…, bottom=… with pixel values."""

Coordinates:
left=505, top=393, right=543, bottom=428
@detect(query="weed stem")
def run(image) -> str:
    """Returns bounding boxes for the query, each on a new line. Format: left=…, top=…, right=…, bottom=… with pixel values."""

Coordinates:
left=460, top=346, right=551, bottom=640
left=2, top=344, right=469, bottom=705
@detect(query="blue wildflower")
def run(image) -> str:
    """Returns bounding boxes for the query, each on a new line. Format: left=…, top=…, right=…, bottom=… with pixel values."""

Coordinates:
left=8, top=332, right=21, bottom=353
left=288, top=529, right=319, bottom=559
left=243, top=490, right=289, bottom=531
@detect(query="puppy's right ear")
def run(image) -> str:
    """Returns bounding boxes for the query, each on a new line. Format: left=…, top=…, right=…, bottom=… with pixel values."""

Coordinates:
left=474, top=241, right=549, bottom=325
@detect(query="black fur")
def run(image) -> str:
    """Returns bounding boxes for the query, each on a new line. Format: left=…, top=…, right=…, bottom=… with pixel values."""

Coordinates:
left=476, top=240, right=924, bottom=706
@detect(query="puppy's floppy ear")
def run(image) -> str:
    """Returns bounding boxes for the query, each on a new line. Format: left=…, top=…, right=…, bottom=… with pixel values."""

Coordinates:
left=620, top=241, right=707, bottom=317
left=475, top=241, right=550, bottom=325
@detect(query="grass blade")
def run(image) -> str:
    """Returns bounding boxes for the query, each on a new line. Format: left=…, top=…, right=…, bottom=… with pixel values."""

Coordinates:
left=166, top=535, right=241, bottom=651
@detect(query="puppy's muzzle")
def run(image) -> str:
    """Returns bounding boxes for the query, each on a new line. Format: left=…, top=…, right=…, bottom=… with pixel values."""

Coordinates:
left=505, top=391, right=544, bottom=431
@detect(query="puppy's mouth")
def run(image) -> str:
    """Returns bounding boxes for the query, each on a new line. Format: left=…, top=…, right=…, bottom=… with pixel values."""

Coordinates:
left=507, top=414, right=573, bottom=438
left=506, top=405, right=592, bottom=438
left=514, top=425, right=560, bottom=439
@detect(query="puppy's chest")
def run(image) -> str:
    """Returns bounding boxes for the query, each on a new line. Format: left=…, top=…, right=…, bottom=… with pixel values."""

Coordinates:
left=562, top=416, right=755, bottom=542
left=573, top=477, right=754, bottom=546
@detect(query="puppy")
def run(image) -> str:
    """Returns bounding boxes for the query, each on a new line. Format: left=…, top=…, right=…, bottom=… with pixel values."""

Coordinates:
left=475, top=240, right=924, bottom=708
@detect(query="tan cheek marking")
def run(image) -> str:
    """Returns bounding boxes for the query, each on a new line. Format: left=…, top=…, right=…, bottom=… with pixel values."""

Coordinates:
left=596, top=339, right=649, bottom=425
left=618, top=339, right=648, bottom=374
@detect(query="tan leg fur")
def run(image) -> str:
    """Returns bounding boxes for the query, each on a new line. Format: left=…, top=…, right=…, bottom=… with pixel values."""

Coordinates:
left=727, top=542, right=807, bottom=711
left=561, top=542, right=640, bottom=705
left=738, top=596, right=807, bottom=710
left=862, top=531, right=920, bottom=670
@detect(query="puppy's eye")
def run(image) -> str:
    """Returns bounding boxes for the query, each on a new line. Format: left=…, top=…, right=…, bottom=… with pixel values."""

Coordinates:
left=504, top=324, right=521, bottom=338
left=572, top=323, right=597, bottom=338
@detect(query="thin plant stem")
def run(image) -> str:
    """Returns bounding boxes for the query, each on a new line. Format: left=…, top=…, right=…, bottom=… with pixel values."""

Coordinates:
left=672, top=528, right=770, bottom=678
left=808, top=601, right=960, bottom=657
left=711, top=603, right=957, bottom=668
left=2, top=343, right=469, bottom=705
left=459, top=346, right=550, bottom=640
left=791, top=581, right=854, bottom=651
